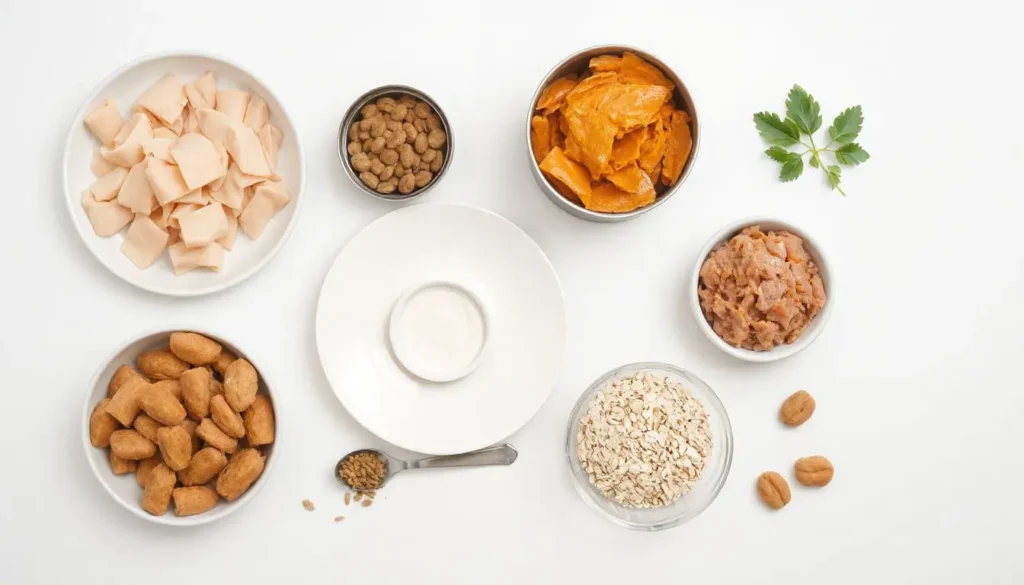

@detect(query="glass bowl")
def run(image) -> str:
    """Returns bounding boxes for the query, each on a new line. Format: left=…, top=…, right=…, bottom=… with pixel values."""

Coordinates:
left=565, top=362, right=733, bottom=530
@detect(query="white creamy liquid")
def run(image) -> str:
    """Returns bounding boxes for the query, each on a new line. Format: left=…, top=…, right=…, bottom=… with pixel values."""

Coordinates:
left=391, top=284, right=485, bottom=381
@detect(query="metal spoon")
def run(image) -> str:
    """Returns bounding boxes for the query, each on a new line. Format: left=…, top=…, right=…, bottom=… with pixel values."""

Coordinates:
left=335, top=444, right=518, bottom=489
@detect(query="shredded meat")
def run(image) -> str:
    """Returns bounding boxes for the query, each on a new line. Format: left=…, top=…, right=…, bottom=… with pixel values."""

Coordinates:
left=698, top=226, right=826, bottom=351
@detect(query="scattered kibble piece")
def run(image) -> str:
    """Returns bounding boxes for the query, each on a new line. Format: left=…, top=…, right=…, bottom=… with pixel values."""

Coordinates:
left=757, top=472, right=791, bottom=510
left=794, top=455, right=834, bottom=487
left=779, top=390, right=816, bottom=427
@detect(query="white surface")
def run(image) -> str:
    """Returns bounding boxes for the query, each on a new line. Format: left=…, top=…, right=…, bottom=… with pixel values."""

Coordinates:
left=316, top=204, right=565, bottom=455
left=81, top=328, right=279, bottom=526
left=64, top=53, right=305, bottom=296
left=689, top=217, right=834, bottom=362
left=1, top=0, right=1023, bottom=583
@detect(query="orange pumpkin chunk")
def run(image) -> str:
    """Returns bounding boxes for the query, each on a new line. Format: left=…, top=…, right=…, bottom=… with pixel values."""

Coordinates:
left=539, top=147, right=592, bottom=205
left=530, top=115, right=552, bottom=163
left=536, top=76, right=578, bottom=115
left=660, top=110, right=693, bottom=186
left=588, top=179, right=656, bottom=213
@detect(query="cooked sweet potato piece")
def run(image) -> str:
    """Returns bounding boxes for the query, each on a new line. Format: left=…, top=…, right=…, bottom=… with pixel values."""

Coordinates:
left=539, top=147, right=593, bottom=206
left=661, top=110, right=693, bottom=186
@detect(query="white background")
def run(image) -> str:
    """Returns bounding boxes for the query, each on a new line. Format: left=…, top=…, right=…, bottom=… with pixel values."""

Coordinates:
left=1, top=0, right=1022, bottom=583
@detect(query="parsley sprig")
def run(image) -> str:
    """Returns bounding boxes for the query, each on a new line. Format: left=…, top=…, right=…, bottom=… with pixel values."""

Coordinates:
left=754, top=85, right=869, bottom=195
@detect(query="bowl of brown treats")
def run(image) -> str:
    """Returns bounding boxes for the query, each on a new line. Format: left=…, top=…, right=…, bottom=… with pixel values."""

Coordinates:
left=82, top=327, right=278, bottom=526
left=338, top=85, right=452, bottom=201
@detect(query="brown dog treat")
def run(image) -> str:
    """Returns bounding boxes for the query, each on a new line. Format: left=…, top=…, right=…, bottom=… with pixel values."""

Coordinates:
left=244, top=394, right=275, bottom=446
left=136, top=456, right=161, bottom=488
left=152, top=379, right=182, bottom=401
left=132, top=414, right=162, bottom=442
left=180, top=367, right=212, bottom=420
left=223, top=359, right=258, bottom=412
left=108, top=365, right=144, bottom=398
left=169, top=332, right=223, bottom=365
left=779, top=390, right=816, bottom=427
left=757, top=471, right=792, bottom=509
left=138, top=349, right=189, bottom=380
left=178, top=419, right=201, bottom=452
left=172, top=486, right=219, bottom=516
left=215, top=448, right=265, bottom=501
left=156, top=425, right=193, bottom=471
left=212, top=350, right=237, bottom=376
left=794, top=456, right=834, bottom=487
left=177, top=447, right=228, bottom=486
left=210, top=394, right=245, bottom=438
left=210, top=379, right=224, bottom=396
left=109, top=429, right=156, bottom=460
left=90, top=399, right=120, bottom=448
left=110, top=451, right=137, bottom=475
left=196, top=418, right=238, bottom=453
left=141, top=463, right=176, bottom=515
left=104, top=377, right=149, bottom=426
left=139, top=385, right=186, bottom=426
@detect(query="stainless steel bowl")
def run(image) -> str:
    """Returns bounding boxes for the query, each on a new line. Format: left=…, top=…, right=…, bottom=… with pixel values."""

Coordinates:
left=338, top=85, right=454, bottom=202
left=526, top=45, right=700, bottom=222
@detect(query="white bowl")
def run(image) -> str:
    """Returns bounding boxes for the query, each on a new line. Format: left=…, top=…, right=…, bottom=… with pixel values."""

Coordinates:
left=689, top=217, right=834, bottom=362
left=81, top=327, right=279, bottom=526
left=63, top=52, right=305, bottom=297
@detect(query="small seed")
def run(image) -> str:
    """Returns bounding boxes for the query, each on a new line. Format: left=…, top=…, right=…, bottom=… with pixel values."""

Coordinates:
left=362, top=499, right=373, bottom=507
left=302, top=499, right=315, bottom=511
left=344, top=492, right=351, bottom=505
left=354, top=491, right=363, bottom=502
left=334, top=515, right=345, bottom=522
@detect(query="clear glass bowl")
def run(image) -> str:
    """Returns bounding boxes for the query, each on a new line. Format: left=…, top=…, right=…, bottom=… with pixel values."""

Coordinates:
left=565, top=362, right=733, bottom=530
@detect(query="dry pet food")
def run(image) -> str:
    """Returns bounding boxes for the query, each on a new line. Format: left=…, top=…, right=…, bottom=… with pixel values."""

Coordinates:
left=757, top=471, right=791, bottom=510
left=794, top=455, right=834, bottom=487
left=338, top=452, right=387, bottom=492
left=779, top=390, right=816, bottom=427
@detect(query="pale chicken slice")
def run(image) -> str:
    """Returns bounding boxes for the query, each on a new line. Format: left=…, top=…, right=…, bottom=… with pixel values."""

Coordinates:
left=101, top=113, right=152, bottom=168
left=117, top=160, right=157, bottom=214
left=91, top=149, right=117, bottom=177
left=208, top=143, right=230, bottom=191
left=217, top=211, right=239, bottom=250
left=175, top=189, right=206, bottom=205
left=253, top=180, right=291, bottom=210
left=168, top=241, right=224, bottom=274
left=258, top=124, right=283, bottom=169
left=146, top=158, right=191, bottom=205
left=89, top=167, right=129, bottom=202
left=243, top=95, right=269, bottom=130
left=227, top=124, right=272, bottom=177
left=215, top=89, right=249, bottom=123
left=150, top=204, right=172, bottom=231
left=181, top=106, right=197, bottom=134
left=142, top=137, right=175, bottom=163
left=121, top=214, right=169, bottom=269
left=84, top=99, right=124, bottom=147
left=152, top=127, right=178, bottom=140
left=171, top=133, right=226, bottom=190
left=134, top=74, right=187, bottom=126
left=178, top=202, right=229, bottom=249
left=81, top=190, right=133, bottom=237
left=195, top=108, right=234, bottom=150
left=185, top=72, right=216, bottom=110
left=238, top=186, right=286, bottom=240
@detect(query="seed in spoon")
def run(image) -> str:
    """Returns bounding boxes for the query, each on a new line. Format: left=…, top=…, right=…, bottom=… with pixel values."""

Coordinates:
left=339, top=451, right=387, bottom=491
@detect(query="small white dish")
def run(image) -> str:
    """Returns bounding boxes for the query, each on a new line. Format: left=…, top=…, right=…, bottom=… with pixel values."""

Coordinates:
left=81, top=327, right=279, bottom=526
left=63, top=52, right=305, bottom=297
left=388, top=281, right=489, bottom=383
left=316, top=203, right=566, bottom=455
left=689, top=217, right=835, bottom=362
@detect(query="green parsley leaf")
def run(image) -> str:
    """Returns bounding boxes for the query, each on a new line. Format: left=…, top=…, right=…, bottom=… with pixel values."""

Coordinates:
left=828, top=106, right=863, bottom=145
left=754, top=112, right=800, bottom=146
left=786, top=85, right=822, bottom=134
left=826, top=165, right=842, bottom=190
left=765, top=146, right=794, bottom=163
left=780, top=157, right=804, bottom=182
left=834, top=142, right=870, bottom=165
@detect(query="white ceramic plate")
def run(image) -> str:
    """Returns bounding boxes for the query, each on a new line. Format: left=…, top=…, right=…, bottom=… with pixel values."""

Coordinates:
left=81, top=327, right=279, bottom=526
left=316, top=203, right=566, bottom=455
left=63, top=52, right=305, bottom=297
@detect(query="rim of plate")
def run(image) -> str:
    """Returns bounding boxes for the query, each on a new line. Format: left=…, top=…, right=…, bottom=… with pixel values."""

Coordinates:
left=315, top=202, right=566, bottom=454
left=62, top=50, right=306, bottom=297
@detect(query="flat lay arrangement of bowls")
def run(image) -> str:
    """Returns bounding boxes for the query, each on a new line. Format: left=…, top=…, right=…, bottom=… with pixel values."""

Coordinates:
left=71, top=44, right=835, bottom=530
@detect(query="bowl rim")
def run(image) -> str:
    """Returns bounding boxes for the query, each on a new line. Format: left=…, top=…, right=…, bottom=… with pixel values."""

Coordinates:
left=62, top=50, right=307, bottom=298
left=336, top=84, right=454, bottom=202
left=689, top=216, right=836, bottom=362
left=526, top=44, right=700, bottom=223
left=564, top=361, right=733, bottom=531
left=81, top=326, right=280, bottom=527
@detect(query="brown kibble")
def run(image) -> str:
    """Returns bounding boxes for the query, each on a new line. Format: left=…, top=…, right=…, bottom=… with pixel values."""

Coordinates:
left=108, top=365, right=143, bottom=398
left=414, top=102, right=431, bottom=119
left=427, top=129, right=446, bottom=149
left=369, top=118, right=386, bottom=138
left=430, top=151, right=443, bottom=172
left=385, top=119, right=402, bottom=133
left=360, top=171, right=379, bottom=189
left=216, top=448, right=266, bottom=501
left=104, top=377, right=148, bottom=426
left=210, top=394, right=245, bottom=438
left=110, top=429, right=157, bottom=460
left=180, top=367, right=212, bottom=420
left=141, top=463, right=176, bottom=516
left=420, top=148, right=437, bottom=163
left=173, top=486, right=219, bottom=516
left=359, top=118, right=374, bottom=131
left=344, top=492, right=351, bottom=505
left=139, top=384, right=186, bottom=426
left=399, top=143, right=415, bottom=167
left=348, top=124, right=361, bottom=142
left=360, top=104, right=378, bottom=118
left=414, top=171, right=433, bottom=188
left=138, top=349, right=189, bottom=380
left=379, top=165, right=395, bottom=182
left=244, top=394, right=275, bottom=446
left=196, top=418, right=238, bottom=454
left=135, top=456, right=160, bottom=488
left=156, top=425, right=192, bottom=471
left=347, top=141, right=362, bottom=157
left=402, top=122, right=418, bottom=140
left=351, top=152, right=372, bottom=172
left=361, top=138, right=372, bottom=152
left=757, top=471, right=791, bottom=510
left=302, top=499, right=315, bottom=511
left=369, top=159, right=385, bottom=175
left=370, top=137, right=386, bottom=153
left=398, top=95, right=416, bottom=108
left=90, top=399, right=120, bottom=448
left=398, top=174, right=416, bottom=194
left=413, top=118, right=427, bottom=133
left=779, top=390, right=816, bottom=427
left=426, top=114, right=442, bottom=132
left=380, top=149, right=399, bottom=166
left=152, top=379, right=182, bottom=402
left=209, top=379, right=223, bottom=397
left=178, top=447, right=228, bottom=486
left=376, top=97, right=396, bottom=112
left=212, top=350, right=237, bottom=376
left=376, top=181, right=396, bottom=194
left=169, top=332, right=222, bottom=366
left=390, top=104, right=408, bottom=121
left=794, top=456, right=834, bottom=487
left=413, top=133, right=428, bottom=154
left=223, top=359, right=258, bottom=412
left=386, top=130, right=406, bottom=149
left=132, top=413, right=162, bottom=442
left=110, top=451, right=137, bottom=475
left=178, top=419, right=201, bottom=453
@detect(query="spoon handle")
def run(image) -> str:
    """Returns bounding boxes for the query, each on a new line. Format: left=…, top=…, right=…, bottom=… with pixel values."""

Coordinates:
left=409, top=444, right=518, bottom=469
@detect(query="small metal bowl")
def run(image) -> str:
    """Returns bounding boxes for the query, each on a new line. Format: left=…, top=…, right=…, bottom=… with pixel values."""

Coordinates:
left=526, top=45, right=700, bottom=222
left=338, top=85, right=454, bottom=201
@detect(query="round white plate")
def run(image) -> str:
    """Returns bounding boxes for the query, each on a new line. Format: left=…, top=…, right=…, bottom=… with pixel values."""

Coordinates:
left=63, top=52, right=305, bottom=297
left=316, top=203, right=566, bottom=455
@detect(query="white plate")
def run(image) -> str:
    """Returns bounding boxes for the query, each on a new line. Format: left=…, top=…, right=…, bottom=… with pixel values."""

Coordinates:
left=316, top=203, right=566, bottom=455
left=63, top=52, right=305, bottom=297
